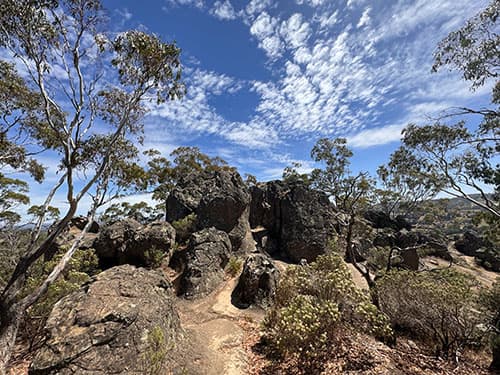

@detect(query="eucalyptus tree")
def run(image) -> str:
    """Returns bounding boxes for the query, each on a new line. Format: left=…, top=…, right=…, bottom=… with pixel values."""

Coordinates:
left=0, top=0, right=184, bottom=368
left=386, top=0, right=499, bottom=219
left=310, top=138, right=375, bottom=287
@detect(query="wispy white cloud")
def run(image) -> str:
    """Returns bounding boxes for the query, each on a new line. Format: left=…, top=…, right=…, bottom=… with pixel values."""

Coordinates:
left=249, top=11, right=283, bottom=59
left=163, top=0, right=204, bottom=10
left=348, top=124, right=405, bottom=148
left=357, top=7, right=371, bottom=28
left=152, top=0, right=490, bottom=157
left=210, top=0, right=237, bottom=20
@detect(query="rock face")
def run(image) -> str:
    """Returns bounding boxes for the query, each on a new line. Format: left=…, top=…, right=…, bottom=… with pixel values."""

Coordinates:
left=455, top=230, right=485, bottom=256
left=93, top=219, right=176, bottom=268
left=45, top=219, right=98, bottom=261
left=70, top=216, right=100, bottom=233
left=166, top=169, right=251, bottom=250
left=231, top=253, right=280, bottom=309
left=178, top=228, right=232, bottom=299
left=363, top=210, right=411, bottom=231
left=455, top=230, right=500, bottom=272
left=29, top=265, right=183, bottom=375
left=250, top=181, right=338, bottom=263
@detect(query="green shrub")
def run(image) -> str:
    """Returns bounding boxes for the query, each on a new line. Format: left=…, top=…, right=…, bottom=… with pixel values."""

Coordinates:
left=262, top=254, right=392, bottom=363
left=479, top=278, right=500, bottom=369
left=144, top=246, right=165, bottom=268
left=20, top=247, right=100, bottom=349
left=171, top=213, right=197, bottom=243
left=377, top=269, right=483, bottom=357
left=141, top=325, right=172, bottom=375
left=225, top=256, right=242, bottom=277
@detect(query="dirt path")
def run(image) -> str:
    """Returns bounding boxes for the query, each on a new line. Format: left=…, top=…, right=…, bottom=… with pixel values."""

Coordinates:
left=175, top=276, right=265, bottom=375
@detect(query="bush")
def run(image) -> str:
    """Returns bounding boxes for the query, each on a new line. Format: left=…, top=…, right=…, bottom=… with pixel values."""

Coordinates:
left=262, top=254, right=392, bottom=363
left=141, top=325, right=173, bottom=375
left=20, top=247, right=100, bottom=349
left=144, top=246, right=165, bottom=268
left=479, top=278, right=500, bottom=370
left=171, top=213, right=197, bottom=243
left=225, top=256, right=242, bottom=277
left=377, top=269, right=483, bottom=357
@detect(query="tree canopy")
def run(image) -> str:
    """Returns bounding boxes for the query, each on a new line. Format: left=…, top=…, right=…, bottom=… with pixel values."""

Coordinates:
left=0, top=0, right=184, bottom=368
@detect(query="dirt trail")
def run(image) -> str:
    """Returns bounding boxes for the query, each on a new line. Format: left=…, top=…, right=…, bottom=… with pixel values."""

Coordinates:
left=175, top=276, right=265, bottom=375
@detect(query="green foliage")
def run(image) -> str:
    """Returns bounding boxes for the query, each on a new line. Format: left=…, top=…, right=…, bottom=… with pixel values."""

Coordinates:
left=263, top=254, right=392, bottom=363
left=144, top=246, right=165, bottom=269
left=432, top=0, right=499, bottom=89
left=309, top=137, right=373, bottom=214
left=20, top=246, right=100, bottom=347
left=0, top=60, right=45, bottom=181
left=479, top=278, right=500, bottom=360
left=225, top=256, right=242, bottom=277
left=393, top=122, right=499, bottom=218
left=282, top=162, right=311, bottom=185
left=146, top=146, right=236, bottom=210
left=100, top=201, right=161, bottom=226
left=0, top=0, right=186, bottom=366
left=27, top=205, right=60, bottom=223
left=141, top=326, right=173, bottom=375
left=244, top=173, right=257, bottom=187
left=0, top=174, right=30, bottom=227
left=171, top=213, right=197, bottom=244
left=366, top=246, right=391, bottom=273
left=376, top=148, right=439, bottom=218
left=377, top=269, right=483, bottom=356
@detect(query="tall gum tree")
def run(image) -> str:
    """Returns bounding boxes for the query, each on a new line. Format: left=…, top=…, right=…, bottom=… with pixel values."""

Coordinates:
left=0, top=0, right=184, bottom=370
left=384, top=0, right=499, bottom=219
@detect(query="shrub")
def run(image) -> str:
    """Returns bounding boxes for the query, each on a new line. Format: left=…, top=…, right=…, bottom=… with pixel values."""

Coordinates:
left=377, top=269, right=483, bottom=357
left=479, top=278, right=500, bottom=370
left=171, top=213, right=197, bottom=243
left=141, top=325, right=173, bottom=375
left=225, top=256, right=242, bottom=277
left=20, top=247, right=100, bottom=349
left=262, top=254, right=392, bottom=363
left=144, top=246, right=165, bottom=268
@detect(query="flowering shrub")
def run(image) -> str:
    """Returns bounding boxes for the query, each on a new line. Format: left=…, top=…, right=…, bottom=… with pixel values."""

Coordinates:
left=262, top=254, right=392, bottom=362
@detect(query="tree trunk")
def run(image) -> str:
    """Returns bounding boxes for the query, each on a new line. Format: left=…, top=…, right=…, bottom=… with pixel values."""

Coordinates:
left=0, top=304, right=21, bottom=375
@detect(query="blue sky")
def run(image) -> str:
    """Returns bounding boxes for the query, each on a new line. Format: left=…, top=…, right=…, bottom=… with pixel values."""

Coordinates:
left=102, top=0, right=491, bottom=181
left=3, top=0, right=494, bottom=215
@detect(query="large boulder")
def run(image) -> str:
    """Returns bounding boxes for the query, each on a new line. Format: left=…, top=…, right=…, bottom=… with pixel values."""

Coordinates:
left=166, top=169, right=251, bottom=250
left=29, top=265, right=184, bottom=375
left=363, top=210, right=411, bottom=231
left=250, top=181, right=338, bottom=263
left=45, top=218, right=98, bottom=261
left=454, top=230, right=485, bottom=256
left=70, top=216, right=100, bottom=233
left=455, top=230, right=499, bottom=271
left=231, top=253, right=280, bottom=309
left=178, top=228, right=232, bottom=299
left=93, top=219, right=176, bottom=269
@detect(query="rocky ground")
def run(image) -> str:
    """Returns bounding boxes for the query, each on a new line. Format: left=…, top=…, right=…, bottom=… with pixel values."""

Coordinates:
left=4, top=170, right=498, bottom=374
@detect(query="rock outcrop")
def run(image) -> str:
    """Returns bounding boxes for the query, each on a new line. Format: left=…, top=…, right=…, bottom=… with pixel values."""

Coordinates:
left=29, top=265, right=183, bottom=375
left=363, top=210, right=411, bottom=231
left=93, top=219, right=176, bottom=268
left=455, top=230, right=500, bottom=272
left=166, top=169, right=251, bottom=250
left=178, top=228, right=232, bottom=299
left=250, top=181, right=338, bottom=263
left=45, top=217, right=98, bottom=261
left=231, top=253, right=280, bottom=309
left=69, top=216, right=100, bottom=233
left=455, top=230, right=486, bottom=256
